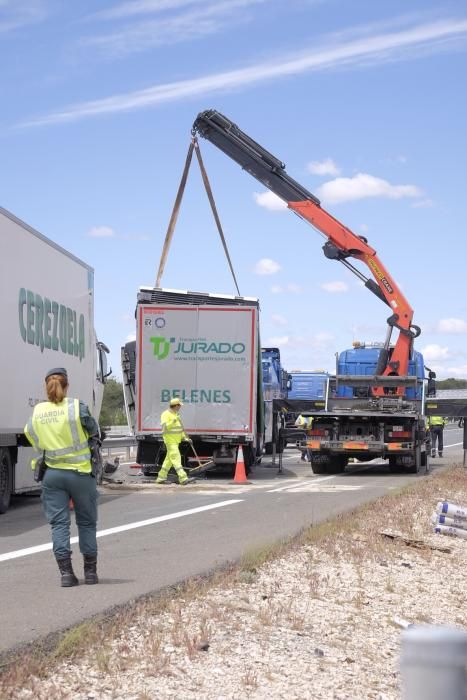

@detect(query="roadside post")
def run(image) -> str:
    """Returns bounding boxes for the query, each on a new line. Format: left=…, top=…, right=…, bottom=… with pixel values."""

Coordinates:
left=401, top=625, right=467, bottom=699
left=463, top=419, right=467, bottom=468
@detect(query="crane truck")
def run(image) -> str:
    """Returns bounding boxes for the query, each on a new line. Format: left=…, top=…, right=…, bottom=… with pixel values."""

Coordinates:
left=0, top=206, right=110, bottom=513
left=192, top=110, right=429, bottom=474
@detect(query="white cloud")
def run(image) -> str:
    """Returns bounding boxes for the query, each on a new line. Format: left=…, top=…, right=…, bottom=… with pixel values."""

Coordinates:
left=126, top=333, right=136, bottom=342
left=21, top=17, right=467, bottom=126
left=270, top=283, right=302, bottom=294
left=91, top=0, right=205, bottom=21
left=87, top=225, right=151, bottom=240
left=440, top=364, right=467, bottom=378
left=254, top=258, right=281, bottom=275
left=314, top=331, right=334, bottom=343
left=412, top=198, right=434, bottom=208
left=436, top=318, right=467, bottom=334
left=421, top=344, right=450, bottom=361
left=360, top=224, right=369, bottom=233
left=271, top=314, right=287, bottom=327
left=307, top=158, right=341, bottom=176
left=87, top=225, right=116, bottom=237
left=253, top=191, right=287, bottom=211
left=320, top=280, right=349, bottom=293
left=317, top=173, right=423, bottom=205
left=84, top=0, right=265, bottom=57
left=0, top=0, right=47, bottom=33
left=265, top=335, right=289, bottom=347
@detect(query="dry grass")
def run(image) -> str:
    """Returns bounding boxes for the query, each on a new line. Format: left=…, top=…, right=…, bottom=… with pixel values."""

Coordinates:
left=1, top=465, right=467, bottom=699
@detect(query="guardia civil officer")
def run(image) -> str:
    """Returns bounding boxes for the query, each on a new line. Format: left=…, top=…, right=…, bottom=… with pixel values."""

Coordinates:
left=157, top=397, right=194, bottom=484
left=24, top=368, right=100, bottom=587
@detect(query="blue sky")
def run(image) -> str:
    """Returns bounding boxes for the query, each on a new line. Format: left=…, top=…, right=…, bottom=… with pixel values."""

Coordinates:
left=1, top=0, right=467, bottom=380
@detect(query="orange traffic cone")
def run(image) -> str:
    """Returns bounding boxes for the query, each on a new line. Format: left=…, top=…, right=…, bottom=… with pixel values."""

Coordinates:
left=230, top=445, right=252, bottom=485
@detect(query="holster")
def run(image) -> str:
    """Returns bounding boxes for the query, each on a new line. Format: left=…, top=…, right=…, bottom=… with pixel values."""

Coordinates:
left=88, top=437, right=103, bottom=479
left=33, top=453, right=48, bottom=483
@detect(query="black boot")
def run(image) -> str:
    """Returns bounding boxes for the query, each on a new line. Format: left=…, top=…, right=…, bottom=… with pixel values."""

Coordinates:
left=83, top=554, right=98, bottom=585
left=56, top=556, right=79, bottom=587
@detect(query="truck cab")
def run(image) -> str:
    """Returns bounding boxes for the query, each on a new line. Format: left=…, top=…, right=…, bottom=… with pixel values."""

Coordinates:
left=262, top=347, right=290, bottom=454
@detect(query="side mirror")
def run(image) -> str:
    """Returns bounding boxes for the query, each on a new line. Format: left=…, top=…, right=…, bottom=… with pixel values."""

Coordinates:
left=97, top=341, right=112, bottom=383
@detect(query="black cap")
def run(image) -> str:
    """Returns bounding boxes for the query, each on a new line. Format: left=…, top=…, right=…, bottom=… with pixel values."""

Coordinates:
left=45, top=367, right=68, bottom=381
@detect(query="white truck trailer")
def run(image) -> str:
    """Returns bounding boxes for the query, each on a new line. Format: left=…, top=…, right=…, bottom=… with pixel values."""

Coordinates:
left=122, top=287, right=264, bottom=476
left=0, top=206, right=109, bottom=513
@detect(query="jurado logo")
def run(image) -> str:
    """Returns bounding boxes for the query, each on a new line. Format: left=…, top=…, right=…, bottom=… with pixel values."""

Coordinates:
left=149, top=336, right=245, bottom=360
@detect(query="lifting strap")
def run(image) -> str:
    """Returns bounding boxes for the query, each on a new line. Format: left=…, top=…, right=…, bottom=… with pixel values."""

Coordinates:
left=155, top=137, right=241, bottom=296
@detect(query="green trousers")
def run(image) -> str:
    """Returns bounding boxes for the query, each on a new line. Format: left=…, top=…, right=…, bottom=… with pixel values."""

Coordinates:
left=157, top=442, right=188, bottom=483
left=41, top=467, right=98, bottom=559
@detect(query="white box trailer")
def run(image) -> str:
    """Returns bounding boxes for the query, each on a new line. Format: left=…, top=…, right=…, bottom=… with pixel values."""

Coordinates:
left=122, top=287, right=264, bottom=475
left=0, top=206, right=109, bottom=513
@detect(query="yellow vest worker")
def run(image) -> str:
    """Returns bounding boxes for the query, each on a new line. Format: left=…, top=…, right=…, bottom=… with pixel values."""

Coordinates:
left=294, top=415, right=313, bottom=461
left=157, top=398, right=192, bottom=484
left=426, top=416, right=448, bottom=458
left=294, top=414, right=313, bottom=430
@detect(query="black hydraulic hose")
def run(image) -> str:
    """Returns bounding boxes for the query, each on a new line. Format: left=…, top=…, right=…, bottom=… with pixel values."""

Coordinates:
left=193, top=110, right=321, bottom=205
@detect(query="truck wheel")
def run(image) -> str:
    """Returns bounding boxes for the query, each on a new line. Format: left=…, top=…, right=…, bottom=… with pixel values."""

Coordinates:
left=407, top=446, right=421, bottom=475
left=328, top=456, right=347, bottom=474
left=421, top=450, right=430, bottom=473
left=309, top=452, right=330, bottom=474
left=264, top=444, right=273, bottom=455
left=310, top=461, right=328, bottom=475
left=388, top=456, right=401, bottom=473
left=0, top=448, right=13, bottom=514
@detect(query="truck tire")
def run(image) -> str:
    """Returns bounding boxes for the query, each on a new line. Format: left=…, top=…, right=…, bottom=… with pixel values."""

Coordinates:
left=408, top=446, right=422, bottom=475
left=421, top=450, right=430, bottom=473
left=309, top=452, right=330, bottom=474
left=0, top=448, right=13, bottom=514
left=388, top=457, right=401, bottom=473
left=328, top=456, right=347, bottom=474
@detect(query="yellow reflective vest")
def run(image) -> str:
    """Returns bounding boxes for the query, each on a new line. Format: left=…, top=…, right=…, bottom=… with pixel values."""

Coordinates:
left=160, top=409, right=187, bottom=445
left=426, top=416, right=448, bottom=428
left=295, top=415, right=313, bottom=430
left=24, top=398, right=92, bottom=473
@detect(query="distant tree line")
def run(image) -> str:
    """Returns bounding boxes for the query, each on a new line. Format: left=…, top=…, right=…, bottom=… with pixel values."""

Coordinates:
left=436, top=378, right=467, bottom=389
left=99, top=377, right=127, bottom=427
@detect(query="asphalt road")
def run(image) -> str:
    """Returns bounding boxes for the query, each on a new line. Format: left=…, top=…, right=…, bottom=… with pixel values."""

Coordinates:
left=0, top=426, right=464, bottom=655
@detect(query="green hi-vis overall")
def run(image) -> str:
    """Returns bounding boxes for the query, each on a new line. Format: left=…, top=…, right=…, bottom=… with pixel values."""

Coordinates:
left=157, top=408, right=189, bottom=484
left=25, top=398, right=92, bottom=473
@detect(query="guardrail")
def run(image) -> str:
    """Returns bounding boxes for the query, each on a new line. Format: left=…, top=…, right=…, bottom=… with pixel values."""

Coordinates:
left=102, top=435, right=137, bottom=462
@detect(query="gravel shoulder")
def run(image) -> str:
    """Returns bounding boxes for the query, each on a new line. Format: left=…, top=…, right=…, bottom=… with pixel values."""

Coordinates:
left=3, top=465, right=467, bottom=700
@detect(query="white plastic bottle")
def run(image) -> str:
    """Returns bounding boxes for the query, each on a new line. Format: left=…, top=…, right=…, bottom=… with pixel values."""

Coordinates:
left=434, top=524, right=467, bottom=540
left=434, top=514, right=467, bottom=530
left=436, top=502, right=467, bottom=521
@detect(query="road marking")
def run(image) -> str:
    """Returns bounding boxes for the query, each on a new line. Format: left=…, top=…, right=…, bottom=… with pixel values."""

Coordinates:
left=284, top=484, right=365, bottom=493
left=267, top=475, right=335, bottom=493
left=0, top=499, right=243, bottom=563
left=445, top=442, right=463, bottom=448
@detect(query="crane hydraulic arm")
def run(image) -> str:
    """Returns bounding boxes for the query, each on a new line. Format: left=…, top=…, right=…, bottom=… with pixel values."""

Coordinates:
left=192, top=110, right=421, bottom=395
